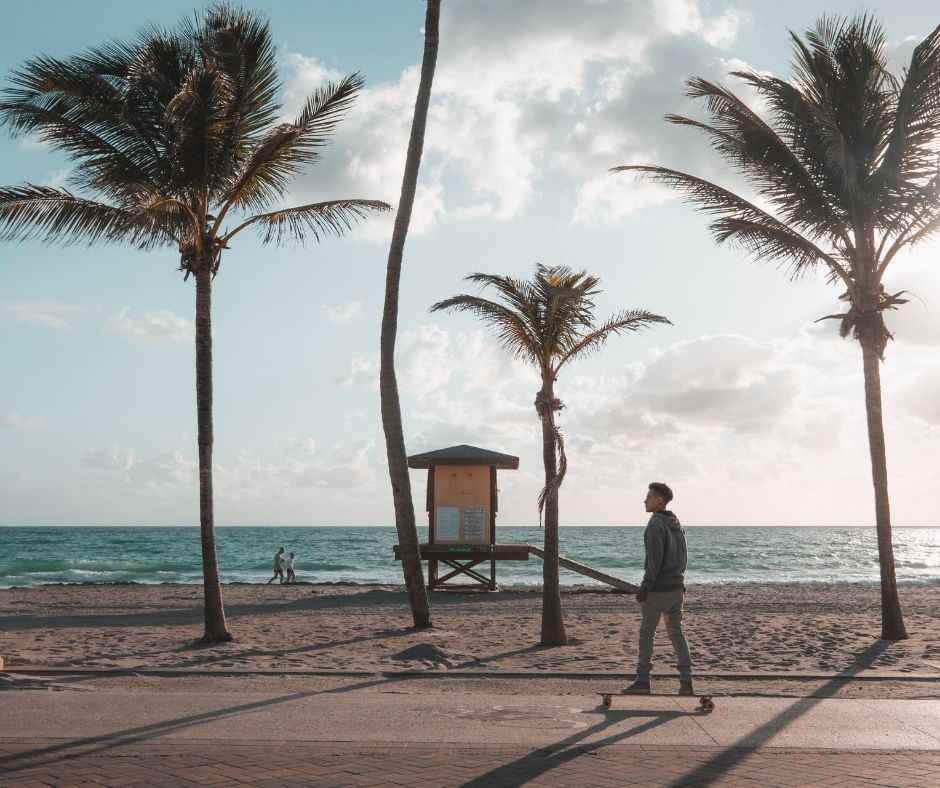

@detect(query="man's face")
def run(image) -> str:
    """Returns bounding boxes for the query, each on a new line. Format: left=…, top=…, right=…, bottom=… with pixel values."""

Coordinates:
left=644, top=489, right=665, bottom=513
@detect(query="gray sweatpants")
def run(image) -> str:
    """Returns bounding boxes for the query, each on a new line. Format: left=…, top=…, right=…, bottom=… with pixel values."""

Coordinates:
left=635, top=589, right=692, bottom=682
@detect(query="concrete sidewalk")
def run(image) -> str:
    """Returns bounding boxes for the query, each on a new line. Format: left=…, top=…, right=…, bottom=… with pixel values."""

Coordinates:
left=1, top=682, right=938, bottom=785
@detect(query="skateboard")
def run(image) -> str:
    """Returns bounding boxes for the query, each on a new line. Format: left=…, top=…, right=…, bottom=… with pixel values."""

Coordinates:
left=598, top=691, right=715, bottom=712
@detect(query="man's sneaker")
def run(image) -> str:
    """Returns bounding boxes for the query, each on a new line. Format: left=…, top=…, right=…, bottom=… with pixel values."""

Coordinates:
left=678, top=680, right=694, bottom=696
left=621, top=680, right=651, bottom=695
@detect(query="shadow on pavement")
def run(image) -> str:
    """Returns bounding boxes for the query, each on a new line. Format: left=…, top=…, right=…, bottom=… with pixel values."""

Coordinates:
left=667, top=640, right=893, bottom=787
left=459, top=703, right=690, bottom=788
left=0, top=675, right=401, bottom=775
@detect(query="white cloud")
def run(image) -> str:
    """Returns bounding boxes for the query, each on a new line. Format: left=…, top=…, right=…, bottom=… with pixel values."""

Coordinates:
left=280, top=0, right=752, bottom=236
left=320, top=300, right=363, bottom=322
left=0, top=471, right=28, bottom=483
left=19, top=134, right=51, bottom=152
left=42, top=167, right=72, bottom=189
left=336, top=324, right=535, bottom=403
left=281, top=53, right=346, bottom=116
left=283, top=438, right=377, bottom=489
left=81, top=448, right=196, bottom=496
left=335, top=356, right=379, bottom=388
left=1, top=411, right=46, bottom=429
left=897, top=367, right=940, bottom=425
left=3, top=300, right=81, bottom=329
left=80, top=446, right=138, bottom=471
left=883, top=255, right=940, bottom=346
left=75, top=437, right=380, bottom=504
left=286, top=437, right=318, bottom=454
left=131, top=452, right=197, bottom=495
left=335, top=319, right=939, bottom=525
left=106, top=307, right=193, bottom=344
left=30, top=309, right=937, bottom=526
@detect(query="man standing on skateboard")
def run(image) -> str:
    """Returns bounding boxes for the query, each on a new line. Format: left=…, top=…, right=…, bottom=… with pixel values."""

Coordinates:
left=622, top=482, right=694, bottom=696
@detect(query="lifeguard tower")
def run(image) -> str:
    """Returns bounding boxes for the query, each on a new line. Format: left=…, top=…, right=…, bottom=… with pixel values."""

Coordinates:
left=393, top=444, right=529, bottom=591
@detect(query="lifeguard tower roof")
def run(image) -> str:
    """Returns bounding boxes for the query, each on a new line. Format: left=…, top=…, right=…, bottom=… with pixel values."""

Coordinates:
left=407, top=444, right=519, bottom=470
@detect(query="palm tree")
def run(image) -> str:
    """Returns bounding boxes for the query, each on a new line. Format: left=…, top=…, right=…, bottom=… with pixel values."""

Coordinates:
left=0, top=5, right=389, bottom=642
left=614, top=15, right=940, bottom=640
left=380, top=0, right=440, bottom=629
left=431, top=265, right=670, bottom=645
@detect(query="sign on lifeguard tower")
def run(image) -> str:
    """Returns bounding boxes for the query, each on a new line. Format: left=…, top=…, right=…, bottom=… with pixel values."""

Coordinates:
left=430, top=466, right=488, bottom=543
left=394, top=444, right=529, bottom=590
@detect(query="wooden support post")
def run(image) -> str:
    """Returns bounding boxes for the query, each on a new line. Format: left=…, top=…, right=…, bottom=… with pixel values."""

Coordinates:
left=527, top=543, right=639, bottom=593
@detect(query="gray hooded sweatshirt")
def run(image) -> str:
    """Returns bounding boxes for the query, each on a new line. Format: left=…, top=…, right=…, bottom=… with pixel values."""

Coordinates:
left=639, top=510, right=687, bottom=593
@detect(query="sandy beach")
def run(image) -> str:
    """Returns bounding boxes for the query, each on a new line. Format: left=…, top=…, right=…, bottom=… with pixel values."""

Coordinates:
left=2, top=582, right=939, bottom=699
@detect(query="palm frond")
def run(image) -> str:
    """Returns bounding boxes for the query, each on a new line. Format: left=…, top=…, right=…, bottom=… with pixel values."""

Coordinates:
left=433, top=264, right=672, bottom=380
left=615, top=164, right=842, bottom=278
left=0, top=185, right=171, bottom=248
left=880, top=206, right=940, bottom=274
left=222, top=198, right=390, bottom=246
left=165, top=68, right=222, bottom=192
left=429, top=293, right=542, bottom=367
left=465, top=272, right=538, bottom=317
left=195, top=5, right=282, bottom=199
left=222, top=73, right=365, bottom=213
left=558, top=310, right=673, bottom=370
left=875, top=24, right=940, bottom=211
left=671, top=78, right=849, bottom=243
left=200, top=4, right=280, bottom=136
left=0, top=48, right=166, bottom=199
left=713, top=217, right=850, bottom=283
left=763, top=18, right=895, bottom=215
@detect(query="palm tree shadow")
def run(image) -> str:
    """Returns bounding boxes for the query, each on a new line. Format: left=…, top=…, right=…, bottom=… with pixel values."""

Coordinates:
left=460, top=705, right=689, bottom=787
left=168, top=626, right=414, bottom=669
left=0, top=675, right=403, bottom=775
left=15, top=627, right=416, bottom=672
left=457, top=643, right=547, bottom=668
left=667, top=640, right=894, bottom=787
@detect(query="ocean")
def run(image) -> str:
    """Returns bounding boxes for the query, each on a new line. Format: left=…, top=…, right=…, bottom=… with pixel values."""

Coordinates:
left=1, top=526, right=938, bottom=590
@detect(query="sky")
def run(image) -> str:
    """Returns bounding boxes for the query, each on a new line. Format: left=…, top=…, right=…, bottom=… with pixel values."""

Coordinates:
left=1, top=0, right=939, bottom=528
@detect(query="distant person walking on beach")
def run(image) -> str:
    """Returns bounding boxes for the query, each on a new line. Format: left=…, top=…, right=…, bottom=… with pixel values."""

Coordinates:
left=286, top=551, right=296, bottom=584
left=623, top=482, right=694, bottom=696
left=267, top=546, right=285, bottom=584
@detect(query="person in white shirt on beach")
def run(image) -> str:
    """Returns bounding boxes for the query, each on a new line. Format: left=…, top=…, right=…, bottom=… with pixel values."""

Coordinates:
left=286, top=551, right=296, bottom=584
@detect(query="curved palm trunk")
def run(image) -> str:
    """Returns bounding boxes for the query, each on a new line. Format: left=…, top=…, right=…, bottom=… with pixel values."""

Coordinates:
left=379, top=0, right=440, bottom=628
left=538, top=381, right=568, bottom=646
left=859, top=337, right=908, bottom=640
left=195, top=269, right=232, bottom=643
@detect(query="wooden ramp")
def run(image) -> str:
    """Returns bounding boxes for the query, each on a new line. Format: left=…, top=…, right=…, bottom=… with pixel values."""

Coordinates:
left=527, top=543, right=638, bottom=593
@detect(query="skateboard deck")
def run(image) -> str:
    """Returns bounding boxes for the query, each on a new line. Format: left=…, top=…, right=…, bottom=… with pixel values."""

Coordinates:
left=598, top=691, right=715, bottom=711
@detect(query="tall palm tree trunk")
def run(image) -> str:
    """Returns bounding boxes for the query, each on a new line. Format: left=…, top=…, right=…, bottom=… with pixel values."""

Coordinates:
left=195, top=268, right=232, bottom=643
left=859, top=335, right=908, bottom=641
left=538, top=381, right=567, bottom=646
left=379, top=0, right=440, bottom=628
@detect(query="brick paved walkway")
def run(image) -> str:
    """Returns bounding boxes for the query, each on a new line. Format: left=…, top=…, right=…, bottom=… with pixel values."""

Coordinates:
left=1, top=739, right=938, bottom=787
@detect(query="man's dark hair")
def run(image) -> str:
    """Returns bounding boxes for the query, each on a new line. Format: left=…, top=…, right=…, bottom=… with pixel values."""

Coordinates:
left=648, top=482, right=673, bottom=504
